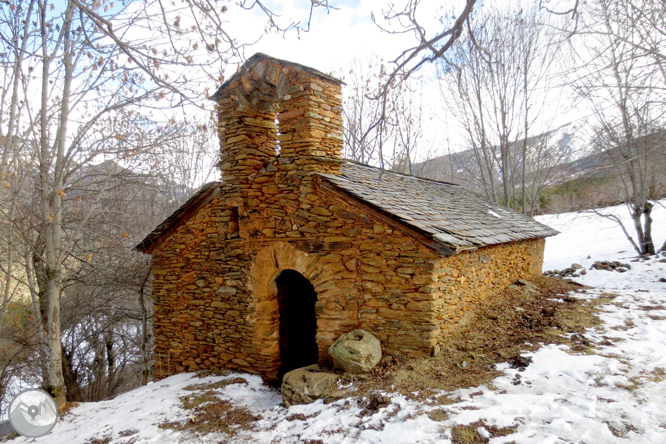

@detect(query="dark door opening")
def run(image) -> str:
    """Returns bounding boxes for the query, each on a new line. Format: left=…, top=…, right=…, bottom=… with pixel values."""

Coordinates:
left=276, top=270, right=318, bottom=379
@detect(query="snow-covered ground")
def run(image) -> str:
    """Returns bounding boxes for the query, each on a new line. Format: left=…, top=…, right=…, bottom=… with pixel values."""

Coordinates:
left=7, top=201, right=666, bottom=444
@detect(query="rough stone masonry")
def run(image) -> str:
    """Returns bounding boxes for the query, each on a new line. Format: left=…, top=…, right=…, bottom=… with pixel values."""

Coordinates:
left=136, top=53, right=557, bottom=381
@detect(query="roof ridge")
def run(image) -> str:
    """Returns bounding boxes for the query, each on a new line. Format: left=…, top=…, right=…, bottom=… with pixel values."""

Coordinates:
left=337, top=159, right=461, bottom=187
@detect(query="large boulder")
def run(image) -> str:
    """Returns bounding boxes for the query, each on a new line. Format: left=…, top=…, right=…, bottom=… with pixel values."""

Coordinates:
left=281, top=365, right=339, bottom=407
left=328, top=329, right=382, bottom=374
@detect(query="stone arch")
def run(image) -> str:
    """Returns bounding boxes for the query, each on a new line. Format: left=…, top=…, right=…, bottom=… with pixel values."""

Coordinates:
left=247, top=242, right=324, bottom=378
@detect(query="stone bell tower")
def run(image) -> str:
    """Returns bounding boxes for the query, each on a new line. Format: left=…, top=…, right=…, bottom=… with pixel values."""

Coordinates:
left=210, top=53, right=345, bottom=188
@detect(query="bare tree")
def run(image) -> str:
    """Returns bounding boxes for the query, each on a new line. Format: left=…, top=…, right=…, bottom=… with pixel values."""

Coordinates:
left=438, top=5, right=567, bottom=211
left=349, top=1, right=477, bottom=167
left=341, top=58, right=385, bottom=165
left=599, top=0, right=666, bottom=89
left=0, top=0, right=330, bottom=408
left=571, top=0, right=666, bottom=255
left=341, top=57, right=428, bottom=170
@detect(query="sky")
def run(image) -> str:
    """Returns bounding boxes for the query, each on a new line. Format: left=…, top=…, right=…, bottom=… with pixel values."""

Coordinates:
left=208, top=0, right=464, bottom=160
left=222, top=0, right=449, bottom=77
left=78, top=0, right=584, bottom=165
left=208, top=0, right=586, bottom=161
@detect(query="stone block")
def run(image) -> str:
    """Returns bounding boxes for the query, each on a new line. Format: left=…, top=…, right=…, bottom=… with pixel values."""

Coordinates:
left=329, top=329, right=382, bottom=374
left=281, top=365, right=340, bottom=407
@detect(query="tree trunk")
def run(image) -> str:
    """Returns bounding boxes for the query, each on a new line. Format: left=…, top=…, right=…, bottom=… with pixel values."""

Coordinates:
left=138, top=269, right=152, bottom=386
left=38, top=0, right=76, bottom=409
left=104, top=329, right=115, bottom=373
left=45, top=269, right=65, bottom=406
left=61, top=344, right=82, bottom=402
left=643, top=202, right=655, bottom=255
left=26, top=249, right=49, bottom=384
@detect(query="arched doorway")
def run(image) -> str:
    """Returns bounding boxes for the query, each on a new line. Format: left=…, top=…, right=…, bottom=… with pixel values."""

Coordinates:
left=275, top=269, right=319, bottom=379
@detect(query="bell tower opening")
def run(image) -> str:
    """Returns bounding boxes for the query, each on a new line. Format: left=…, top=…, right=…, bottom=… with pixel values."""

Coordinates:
left=275, top=269, right=318, bottom=379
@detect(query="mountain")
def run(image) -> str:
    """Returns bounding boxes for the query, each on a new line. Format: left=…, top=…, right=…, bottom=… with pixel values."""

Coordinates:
left=408, top=123, right=666, bottom=214
left=409, top=121, right=593, bottom=187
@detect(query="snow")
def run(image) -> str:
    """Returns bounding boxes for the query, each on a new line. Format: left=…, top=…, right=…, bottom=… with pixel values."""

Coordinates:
left=9, top=201, right=666, bottom=443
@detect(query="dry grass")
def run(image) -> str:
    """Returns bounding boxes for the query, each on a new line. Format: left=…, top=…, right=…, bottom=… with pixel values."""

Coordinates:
left=183, top=376, right=248, bottom=392
left=83, top=438, right=111, bottom=444
left=158, top=376, right=257, bottom=436
left=59, top=401, right=80, bottom=417
left=159, top=397, right=259, bottom=436
left=350, top=276, right=607, bottom=399
left=450, top=421, right=518, bottom=443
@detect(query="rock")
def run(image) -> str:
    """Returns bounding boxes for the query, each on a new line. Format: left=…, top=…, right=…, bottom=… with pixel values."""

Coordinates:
left=380, top=355, right=395, bottom=364
left=329, top=329, right=382, bottom=374
left=507, top=355, right=532, bottom=369
left=591, top=260, right=631, bottom=272
left=281, top=365, right=340, bottom=407
left=362, top=394, right=391, bottom=414
left=517, top=279, right=537, bottom=291
left=572, top=263, right=583, bottom=270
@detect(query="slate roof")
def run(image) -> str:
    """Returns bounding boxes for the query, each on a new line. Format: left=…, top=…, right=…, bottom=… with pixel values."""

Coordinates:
left=318, top=162, right=558, bottom=254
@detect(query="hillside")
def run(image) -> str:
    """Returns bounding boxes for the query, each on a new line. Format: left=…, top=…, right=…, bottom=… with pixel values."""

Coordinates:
left=410, top=122, right=591, bottom=186
left=4, top=201, right=666, bottom=444
left=410, top=125, right=666, bottom=214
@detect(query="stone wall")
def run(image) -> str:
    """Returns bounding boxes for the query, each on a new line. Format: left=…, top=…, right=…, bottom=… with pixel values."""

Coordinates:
left=151, top=174, right=545, bottom=381
left=349, top=237, right=545, bottom=359
left=215, top=56, right=344, bottom=189
left=432, top=238, right=545, bottom=344
left=150, top=179, right=443, bottom=380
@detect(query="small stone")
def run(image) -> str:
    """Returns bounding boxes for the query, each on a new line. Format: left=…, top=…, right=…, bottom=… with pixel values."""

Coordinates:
left=216, top=286, right=237, bottom=296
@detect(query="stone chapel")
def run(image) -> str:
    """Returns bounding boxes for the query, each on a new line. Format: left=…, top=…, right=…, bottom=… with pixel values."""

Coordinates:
left=136, top=53, right=557, bottom=381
